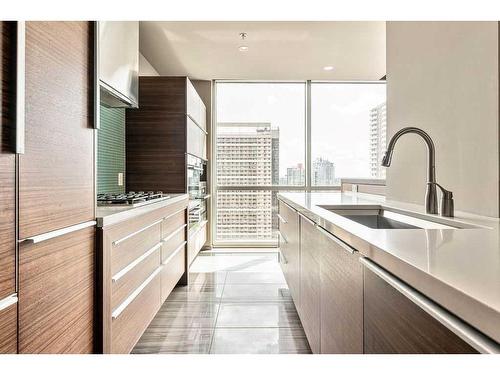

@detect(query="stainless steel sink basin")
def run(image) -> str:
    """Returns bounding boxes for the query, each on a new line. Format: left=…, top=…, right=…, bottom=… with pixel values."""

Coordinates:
left=318, top=206, right=469, bottom=230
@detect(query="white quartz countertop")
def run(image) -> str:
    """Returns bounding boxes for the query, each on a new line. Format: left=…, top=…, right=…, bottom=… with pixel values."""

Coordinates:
left=278, top=191, right=500, bottom=344
left=96, top=194, right=188, bottom=227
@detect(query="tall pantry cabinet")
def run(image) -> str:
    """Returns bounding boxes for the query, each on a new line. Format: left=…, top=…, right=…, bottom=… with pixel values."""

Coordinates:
left=0, top=21, right=97, bottom=353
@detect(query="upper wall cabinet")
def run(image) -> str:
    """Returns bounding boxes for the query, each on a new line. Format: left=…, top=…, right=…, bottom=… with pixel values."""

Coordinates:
left=99, top=21, right=139, bottom=108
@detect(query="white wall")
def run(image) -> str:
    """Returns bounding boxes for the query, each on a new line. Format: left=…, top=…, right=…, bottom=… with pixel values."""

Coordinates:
left=139, top=53, right=159, bottom=76
left=386, top=22, right=499, bottom=217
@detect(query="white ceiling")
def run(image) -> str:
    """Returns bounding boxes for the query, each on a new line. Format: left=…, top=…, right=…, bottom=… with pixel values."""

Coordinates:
left=139, top=21, right=386, bottom=80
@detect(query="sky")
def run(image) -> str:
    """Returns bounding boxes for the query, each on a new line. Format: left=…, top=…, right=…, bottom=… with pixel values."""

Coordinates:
left=216, top=82, right=386, bottom=181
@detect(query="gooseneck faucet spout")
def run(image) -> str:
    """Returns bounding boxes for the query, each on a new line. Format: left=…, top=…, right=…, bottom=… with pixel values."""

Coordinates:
left=381, top=127, right=452, bottom=216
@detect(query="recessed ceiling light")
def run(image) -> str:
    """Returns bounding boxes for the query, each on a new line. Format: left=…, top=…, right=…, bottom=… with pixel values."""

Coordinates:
left=239, top=45, right=249, bottom=52
left=323, top=66, right=334, bottom=71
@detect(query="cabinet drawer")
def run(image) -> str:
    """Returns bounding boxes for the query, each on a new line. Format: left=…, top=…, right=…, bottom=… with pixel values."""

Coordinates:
left=111, top=244, right=161, bottom=311
left=162, top=228, right=186, bottom=262
left=0, top=298, right=17, bottom=354
left=111, top=221, right=161, bottom=275
left=161, top=208, right=186, bottom=238
left=111, top=270, right=161, bottom=354
left=161, top=247, right=186, bottom=303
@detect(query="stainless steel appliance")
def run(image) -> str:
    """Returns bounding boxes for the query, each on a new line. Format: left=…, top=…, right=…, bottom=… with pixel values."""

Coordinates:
left=99, top=21, right=139, bottom=108
left=97, top=191, right=170, bottom=207
left=187, top=154, right=208, bottom=231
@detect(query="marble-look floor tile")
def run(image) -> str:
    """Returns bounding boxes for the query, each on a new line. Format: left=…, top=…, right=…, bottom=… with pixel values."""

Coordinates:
left=216, top=302, right=302, bottom=328
left=191, top=255, right=280, bottom=274
left=210, top=328, right=311, bottom=354
left=189, top=271, right=227, bottom=285
left=167, top=284, right=224, bottom=302
left=148, top=301, right=220, bottom=329
left=222, top=284, right=292, bottom=302
left=225, top=271, right=286, bottom=284
left=132, top=328, right=213, bottom=354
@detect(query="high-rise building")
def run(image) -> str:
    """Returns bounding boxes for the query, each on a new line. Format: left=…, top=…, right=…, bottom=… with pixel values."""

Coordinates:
left=369, top=102, right=387, bottom=178
left=216, top=122, right=279, bottom=241
left=312, top=157, right=335, bottom=186
left=286, top=163, right=305, bottom=185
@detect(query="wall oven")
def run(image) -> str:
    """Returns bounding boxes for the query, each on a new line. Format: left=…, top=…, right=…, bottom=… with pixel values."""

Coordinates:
left=187, top=154, right=208, bottom=232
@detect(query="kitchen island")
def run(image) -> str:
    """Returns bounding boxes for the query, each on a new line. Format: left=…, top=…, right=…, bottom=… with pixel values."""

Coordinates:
left=277, top=191, right=500, bottom=353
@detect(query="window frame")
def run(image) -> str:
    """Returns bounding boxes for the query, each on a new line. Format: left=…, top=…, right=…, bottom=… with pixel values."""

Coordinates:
left=211, top=80, right=386, bottom=248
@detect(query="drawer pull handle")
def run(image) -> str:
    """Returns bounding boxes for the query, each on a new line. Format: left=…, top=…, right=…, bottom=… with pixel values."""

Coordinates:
left=187, top=114, right=208, bottom=134
left=359, top=257, right=500, bottom=354
left=93, top=21, right=100, bottom=129
left=278, top=230, right=288, bottom=244
left=112, top=242, right=162, bottom=282
left=279, top=250, right=288, bottom=265
left=113, top=219, right=162, bottom=246
left=276, top=214, right=288, bottom=224
left=161, top=224, right=187, bottom=244
left=298, top=212, right=316, bottom=226
left=112, top=266, right=162, bottom=320
left=315, top=224, right=355, bottom=254
left=0, top=294, right=18, bottom=311
left=162, top=241, right=187, bottom=265
left=23, top=221, right=96, bottom=244
left=163, top=208, right=186, bottom=221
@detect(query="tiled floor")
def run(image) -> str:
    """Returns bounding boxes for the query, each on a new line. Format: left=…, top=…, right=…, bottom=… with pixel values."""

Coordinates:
left=132, top=251, right=311, bottom=354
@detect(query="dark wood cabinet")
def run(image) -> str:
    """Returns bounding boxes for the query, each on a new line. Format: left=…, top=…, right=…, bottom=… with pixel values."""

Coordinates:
left=363, top=265, right=478, bottom=354
left=19, top=21, right=94, bottom=239
left=0, top=302, right=17, bottom=354
left=126, top=76, right=207, bottom=193
left=299, top=215, right=321, bottom=354
left=319, top=230, right=363, bottom=354
left=18, top=226, right=95, bottom=353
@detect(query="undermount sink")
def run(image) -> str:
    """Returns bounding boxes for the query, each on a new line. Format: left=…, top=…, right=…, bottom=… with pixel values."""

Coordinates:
left=317, top=206, right=475, bottom=230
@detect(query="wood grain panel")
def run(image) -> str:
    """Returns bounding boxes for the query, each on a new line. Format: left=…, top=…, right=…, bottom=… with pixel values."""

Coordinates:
left=111, top=273, right=160, bottom=354
left=111, top=222, right=161, bottom=275
left=320, top=237, right=363, bottom=353
left=0, top=21, right=16, bottom=300
left=0, top=302, right=17, bottom=354
left=161, top=247, right=185, bottom=303
left=111, top=247, right=161, bottom=311
left=299, top=216, right=321, bottom=353
left=19, top=226, right=95, bottom=353
left=126, top=76, right=195, bottom=193
left=161, top=208, right=185, bottom=238
left=20, top=21, right=94, bottom=239
left=162, top=230, right=186, bottom=263
left=363, top=267, right=477, bottom=354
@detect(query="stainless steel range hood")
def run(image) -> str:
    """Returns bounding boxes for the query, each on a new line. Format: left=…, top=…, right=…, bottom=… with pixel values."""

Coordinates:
left=99, top=21, right=139, bottom=108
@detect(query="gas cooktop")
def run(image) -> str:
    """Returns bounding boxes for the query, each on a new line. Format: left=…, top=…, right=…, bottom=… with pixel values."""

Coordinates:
left=97, top=191, right=170, bottom=207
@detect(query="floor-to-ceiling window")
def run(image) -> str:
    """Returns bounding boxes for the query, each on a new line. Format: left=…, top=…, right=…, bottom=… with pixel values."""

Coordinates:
left=213, top=81, right=386, bottom=247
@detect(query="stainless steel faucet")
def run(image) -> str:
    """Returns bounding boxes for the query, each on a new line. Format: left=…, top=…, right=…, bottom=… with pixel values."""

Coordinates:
left=381, top=127, right=454, bottom=217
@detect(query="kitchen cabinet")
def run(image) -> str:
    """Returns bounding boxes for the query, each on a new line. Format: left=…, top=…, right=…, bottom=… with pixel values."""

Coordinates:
left=99, top=197, right=188, bottom=353
left=362, top=260, right=478, bottom=354
left=18, top=226, right=95, bottom=353
left=0, top=21, right=16, bottom=304
left=277, top=200, right=300, bottom=306
left=319, top=227, right=363, bottom=354
left=126, top=76, right=208, bottom=193
left=298, top=214, right=321, bottom=354
left=188, top=220, right=207, bottom=266
left=15, top=21, right=96, bottom=354
left=20, top=21, right=95, bottom=239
